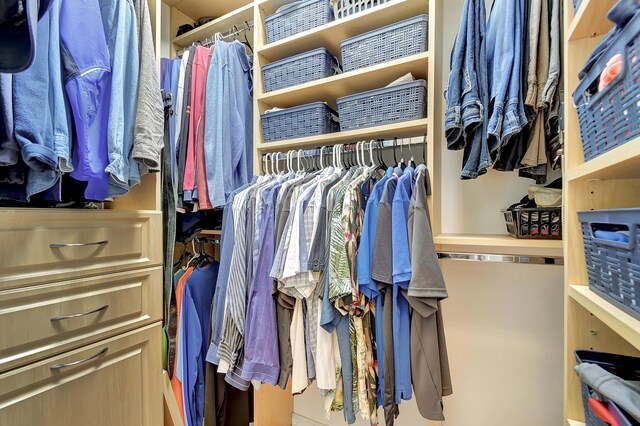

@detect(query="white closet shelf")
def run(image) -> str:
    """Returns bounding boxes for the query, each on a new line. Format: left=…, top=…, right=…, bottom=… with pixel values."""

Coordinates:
left=258, top=53, right=429, bottom=108
left=568, top=0, right=616, bottom=41
left=173, top=3, right=254, bottom=48
left=164, top=0, right=252, bottom=22
left=569, top=285, right=640, bottom=352
left=567, top=137, right=640, bottom=181
left=257, top=0, right=428, bottom=61
left=567, top=420, right=585, bottom=426
left=256, top=118, right=428, bottom=151
left=434, top=234, right=563, bottom=257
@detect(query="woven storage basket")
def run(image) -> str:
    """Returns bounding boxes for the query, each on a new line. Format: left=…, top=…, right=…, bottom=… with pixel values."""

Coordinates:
left=572, top=12, right=640, bottom=161
left=574, top=350, right=640, bottom=426
left=578, top=208, right=640, bottom=321
left=263, top=48, right=340, bottom=92
left=336, top=79, right=427, bottom=131
left=265, top=0, right=333, bottom=44
left=261, top=102, right=339, bottom=142
left=332, top=0, right=391, bottom=19
left=340, top=14, right=428, bottom=72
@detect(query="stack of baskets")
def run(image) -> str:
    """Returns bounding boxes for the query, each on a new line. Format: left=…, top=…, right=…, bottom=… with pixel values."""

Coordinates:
left=261, top=1, right=429, bottom=142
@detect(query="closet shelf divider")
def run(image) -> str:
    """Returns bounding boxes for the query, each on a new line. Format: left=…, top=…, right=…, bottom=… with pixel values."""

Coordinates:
left=172, top=2, right=254, bottom=48
left=567, top=0, right=617, bottom=41
left=258, top=52, right=429, bottom=108
left=255, top=118, right=428, bottom=151
left=566, top=136, right=640, bottom=182
left=569, top=285, right=640, bottom=352
left=256, top=0, right=428, bottom=61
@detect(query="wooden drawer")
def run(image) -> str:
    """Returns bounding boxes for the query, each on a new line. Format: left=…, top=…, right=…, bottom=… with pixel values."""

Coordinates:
left=0, top=323, right=162, bottom=426
left=0, top=209, right=162, bottom=290
left=0, top=267, right=162, bottom=373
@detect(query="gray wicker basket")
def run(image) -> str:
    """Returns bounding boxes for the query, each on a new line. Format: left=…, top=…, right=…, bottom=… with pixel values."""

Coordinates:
left=578, top=208, right=640, bottom=321
left=340, top=14, right=428, bottom=72
left=336, top=79, right=427, bottom=131
left=573, top=12, right=640, bottom=161
left=265, top=0, right=334, bottom=44
left=261, top=102, right=339, bottom=142
left=332, top=0, right=391, bottom=19
left=262, top=48, right=340, bottom=93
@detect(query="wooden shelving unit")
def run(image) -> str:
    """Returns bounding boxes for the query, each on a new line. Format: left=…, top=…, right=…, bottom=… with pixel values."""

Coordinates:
left=258, top=52, right=429, bottom=108
left=255, top=119, right=428, bottom=152
left=256, top=0, right=428, bottom=61
left=172, top=3, right=254, bottom=48
left=567, top=0, right=617, bottom=41
left=569, top=285, right=640, bottom=351
left=567, top=137, right=640, bottom=182
left=563, top=0, right=640, bottom=424
left=435, top=234, right=563, bottom=257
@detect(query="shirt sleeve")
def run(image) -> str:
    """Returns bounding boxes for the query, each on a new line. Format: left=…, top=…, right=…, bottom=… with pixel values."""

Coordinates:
left=371, top=183, right=394, bottom=284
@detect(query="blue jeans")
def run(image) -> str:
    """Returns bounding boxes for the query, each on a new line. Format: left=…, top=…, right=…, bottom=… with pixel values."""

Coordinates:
left=444, top=0, right=491, bottom=179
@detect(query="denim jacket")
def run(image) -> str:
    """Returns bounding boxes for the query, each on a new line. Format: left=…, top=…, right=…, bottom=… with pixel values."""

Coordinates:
left=444, top=0, right=491, bottom=179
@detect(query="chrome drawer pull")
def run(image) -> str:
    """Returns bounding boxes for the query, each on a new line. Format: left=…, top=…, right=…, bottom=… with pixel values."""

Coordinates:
left=50, top=348, right=108, bottom=371
left=50, top=304, right=109, bottom=321
left=50, top=240, right=109, bottom=249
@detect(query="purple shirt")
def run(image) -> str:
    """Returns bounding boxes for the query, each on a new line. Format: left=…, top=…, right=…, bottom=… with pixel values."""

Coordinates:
left=241, top=183, right=281, bottom=384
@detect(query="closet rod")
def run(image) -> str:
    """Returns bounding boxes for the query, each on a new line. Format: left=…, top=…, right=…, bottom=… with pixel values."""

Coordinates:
left=437, top=252, right=564, bottom=265
left=176, top=21, right=254, bottom=57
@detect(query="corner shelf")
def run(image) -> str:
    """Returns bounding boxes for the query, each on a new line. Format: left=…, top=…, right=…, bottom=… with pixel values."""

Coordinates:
left=569, top=285, right=640, bottom=352
left=257, top=0, right=428, bottom=61
left=434, top=234, right=563, bottom=257
left=200, top=229, right=222, bottom=237
left=255, top=118, right=428, bottom=152
left=568, top=0, right=616, bottom=41
left=164, top=0, right=252, bottom=24
left=258, top=53, right=429, bottom=108
left=172, top=3, right=254, bottom=48
left=567, top=138, right=640, bottom=182
left=567, top=420, right=585, bottom=426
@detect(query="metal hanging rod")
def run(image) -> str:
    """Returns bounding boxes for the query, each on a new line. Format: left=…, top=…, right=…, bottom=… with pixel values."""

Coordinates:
left=177, top=20, right=254, bottom=57
left=437, top=252, right=564, bottom=265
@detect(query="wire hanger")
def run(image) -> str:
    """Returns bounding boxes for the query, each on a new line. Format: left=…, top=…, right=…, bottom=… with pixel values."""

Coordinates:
left=408, top=137, right=416, bottom=168
left=392, top=138, right=399, bottom=166
left=242, top=21, right=253, bottom=53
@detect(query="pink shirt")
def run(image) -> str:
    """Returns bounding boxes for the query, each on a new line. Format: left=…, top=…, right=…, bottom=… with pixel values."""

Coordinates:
left=183, top=46, right=210, bottom=204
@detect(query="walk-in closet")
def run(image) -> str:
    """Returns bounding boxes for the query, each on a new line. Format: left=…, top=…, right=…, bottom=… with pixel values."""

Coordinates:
left=1, top=0, right=639, bottom=425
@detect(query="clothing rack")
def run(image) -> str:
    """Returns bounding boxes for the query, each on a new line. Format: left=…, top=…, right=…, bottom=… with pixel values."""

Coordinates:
left=176, top=21, right=254, bottom=57
left=260, top=137, right=429, bottom=174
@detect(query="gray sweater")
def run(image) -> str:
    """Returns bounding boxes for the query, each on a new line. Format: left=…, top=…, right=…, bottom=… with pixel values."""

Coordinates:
left=132, top=0, right=164, bottom=173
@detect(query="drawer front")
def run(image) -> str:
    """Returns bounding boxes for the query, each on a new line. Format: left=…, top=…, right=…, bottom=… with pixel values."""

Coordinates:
left=0, top=267, right=162, bottom=372
left=0, top=323, right=162, bottom=426
left=0, top=209, right=162, bottom=290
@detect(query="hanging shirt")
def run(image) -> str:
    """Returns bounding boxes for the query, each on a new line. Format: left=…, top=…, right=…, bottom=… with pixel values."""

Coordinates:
left=356, top=167, right=392, bottom=407
left=177, top=263, right=219, bottom=426
left=391, top=166, right=415, bottom=404
left=241, top=183, right=282, bottom=385
left=183, top=46, right=210, bottom=203
left=406, top=164, right=453, bottom=421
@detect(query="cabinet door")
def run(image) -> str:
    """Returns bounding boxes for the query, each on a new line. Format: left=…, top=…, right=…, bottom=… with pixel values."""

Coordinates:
left=0, top=323, right=162, bottom=426
left=0, top=209, right=162, bottom=290
left=0, top=267, right=162, bottom=372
